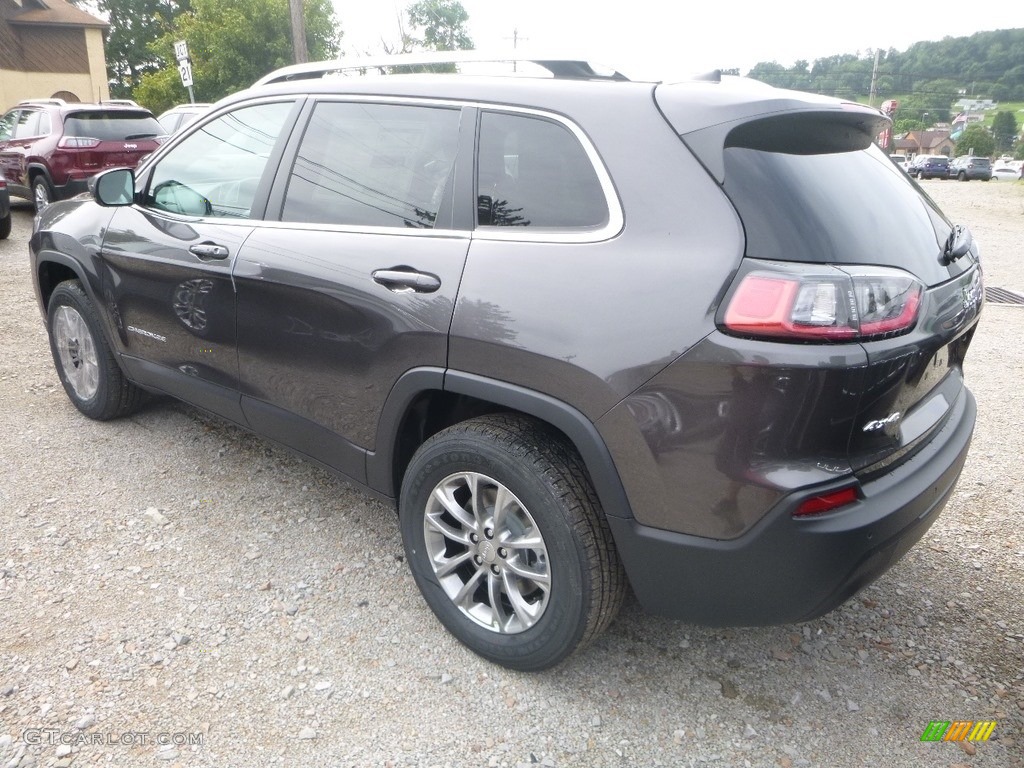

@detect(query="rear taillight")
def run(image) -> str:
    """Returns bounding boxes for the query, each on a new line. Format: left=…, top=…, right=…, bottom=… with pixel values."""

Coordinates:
left=722, top=261, right=922, bottom=342
left=58, top=136, right=101, bottom=148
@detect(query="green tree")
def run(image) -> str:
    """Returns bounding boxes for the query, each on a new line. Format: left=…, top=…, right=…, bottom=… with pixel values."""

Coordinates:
left=955, top=124, right=995, bottom=158
left=406, top=0, right=472, bottom=51
left=894, top=118, right=929, bottom=135
left=991, top=111, right=1018, bottom=153
left=133, top=0, right=339, bottom=114
left=72, top=0, right=190, bottom=98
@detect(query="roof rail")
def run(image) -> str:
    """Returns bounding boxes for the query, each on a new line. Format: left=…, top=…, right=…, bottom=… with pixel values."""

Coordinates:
left=19, top=98, right=66, bottom=106
left=253, top=50, right=630, bottom=86
left=102, top=99, right=142, bottom=107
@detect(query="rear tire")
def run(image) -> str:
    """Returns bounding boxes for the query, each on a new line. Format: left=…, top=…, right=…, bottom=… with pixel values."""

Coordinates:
left=0, top=211, right=10, bottom=240
left=47, top=280, right=144, bottom=420
left=33, top=175, right=54, bottom=212
left=399, top=414, right=625, bottom=671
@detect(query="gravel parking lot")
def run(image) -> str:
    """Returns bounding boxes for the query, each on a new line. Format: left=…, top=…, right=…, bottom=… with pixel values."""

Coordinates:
left=1, top=181, right=1023, bottom=768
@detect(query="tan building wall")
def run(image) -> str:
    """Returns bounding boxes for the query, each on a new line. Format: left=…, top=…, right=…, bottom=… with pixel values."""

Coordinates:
left=0, top=28, right=109, bottom=105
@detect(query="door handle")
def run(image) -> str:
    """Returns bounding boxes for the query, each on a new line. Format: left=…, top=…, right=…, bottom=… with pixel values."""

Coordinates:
left=189, top=243, right=230, bottom=261
left=372, top=268, right=441, bottom=294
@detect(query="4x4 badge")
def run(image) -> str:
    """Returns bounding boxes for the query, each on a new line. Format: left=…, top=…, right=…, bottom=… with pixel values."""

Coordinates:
left=862, top=412, right=902, bottom=432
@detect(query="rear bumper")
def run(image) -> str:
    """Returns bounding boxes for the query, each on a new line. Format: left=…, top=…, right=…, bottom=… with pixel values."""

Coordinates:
left=608, top=387, right=975, bottom=625
left=54, top=177, right=90, bottom=202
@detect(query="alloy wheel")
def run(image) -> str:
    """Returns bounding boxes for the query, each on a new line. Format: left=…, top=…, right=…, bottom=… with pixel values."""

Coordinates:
left=52, top=305, right=99, bottom=400
left=423, top=471, right=551, bottom=633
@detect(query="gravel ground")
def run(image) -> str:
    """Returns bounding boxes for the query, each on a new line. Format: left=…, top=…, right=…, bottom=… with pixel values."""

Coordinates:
left=1, top=181, right=1023, bottom=768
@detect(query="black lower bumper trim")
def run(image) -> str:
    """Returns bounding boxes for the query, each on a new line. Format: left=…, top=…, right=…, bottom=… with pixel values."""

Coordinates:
left=608, top=388, right=976, bottom=625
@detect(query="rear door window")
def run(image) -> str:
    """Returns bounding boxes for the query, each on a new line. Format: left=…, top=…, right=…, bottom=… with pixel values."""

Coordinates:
left=14, top=109, right=44, bottom=138
left=476, top=111, right=608, bottom=229
left=280, top=101, right=461, bottom=229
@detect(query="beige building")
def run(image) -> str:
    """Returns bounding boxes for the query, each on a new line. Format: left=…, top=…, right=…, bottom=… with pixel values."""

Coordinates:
left=1, top=0, right=109, bottom=107
left=895, top=129, right=956, bottom=159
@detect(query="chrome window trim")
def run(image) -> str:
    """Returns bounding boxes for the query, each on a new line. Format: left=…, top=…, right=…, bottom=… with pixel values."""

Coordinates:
left=295, top=96, right=623, bottom=243
left=468, top=104, right=623, bottom=244
left=242, top=219, right=472, bottom=240
left=138, top=94, right=624, bottom=243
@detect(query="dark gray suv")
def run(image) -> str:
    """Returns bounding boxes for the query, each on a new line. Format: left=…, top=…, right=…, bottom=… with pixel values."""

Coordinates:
left=29, top=54, right=982, bottom=671
left=949, top=155, right=992, bottom=181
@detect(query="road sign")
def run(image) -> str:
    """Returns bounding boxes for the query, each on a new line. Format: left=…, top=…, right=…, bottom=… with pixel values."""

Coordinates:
left=174, top=40, right=189, bottom=62
left=178, top=61, right=194, bottom=88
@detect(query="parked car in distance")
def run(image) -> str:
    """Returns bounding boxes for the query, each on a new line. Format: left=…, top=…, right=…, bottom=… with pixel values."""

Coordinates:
left=908, top=154, right=950, bottom=179
left=948, top=155, right=992, bottom=181
left=157, top=103, right=213, bottom=134
left=0, top=177, right=10, bottom=239
left=29, top=52, right=983, bottom=671
left=888, top=153, right=910, bottom=172
left=990, top=162, right=1022, bottom=182
left=0, top=99, right=168, bottom=211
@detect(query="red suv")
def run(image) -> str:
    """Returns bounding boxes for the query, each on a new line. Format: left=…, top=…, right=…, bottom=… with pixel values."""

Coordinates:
left=0, top=99, right=167, bottom=211
left=0, top=177, right=10, bottom=239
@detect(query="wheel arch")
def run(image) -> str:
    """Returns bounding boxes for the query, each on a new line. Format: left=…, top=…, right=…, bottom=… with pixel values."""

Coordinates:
left=369, top=368, right=635, bottom=521
left=27, top=163, right=53, bottom=185
left=35, top=254, right=90, bottom=313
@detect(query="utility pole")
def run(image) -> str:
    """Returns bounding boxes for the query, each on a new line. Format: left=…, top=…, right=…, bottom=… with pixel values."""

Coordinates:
left=868, top=49, right=880, bottom=107
left=289, top=0, right=308, bottom=64
left=504, top=28, right=527, bottom=72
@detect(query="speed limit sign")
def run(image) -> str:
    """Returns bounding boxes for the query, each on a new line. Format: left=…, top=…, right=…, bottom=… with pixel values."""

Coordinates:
left=178, top=61, right=194, bottom=88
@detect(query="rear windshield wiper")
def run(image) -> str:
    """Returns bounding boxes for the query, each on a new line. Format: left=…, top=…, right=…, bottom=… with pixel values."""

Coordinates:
left=124, top=133, right=159, bottom=140
left=941, top=224, right=973, bottom=265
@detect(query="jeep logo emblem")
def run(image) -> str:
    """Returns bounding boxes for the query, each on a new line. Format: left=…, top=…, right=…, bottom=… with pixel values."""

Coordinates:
left=123, top=143, right=138, bottom=150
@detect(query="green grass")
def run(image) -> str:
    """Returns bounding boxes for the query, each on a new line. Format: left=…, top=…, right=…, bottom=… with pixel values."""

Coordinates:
left=979, top=102, right=1024, bottom=128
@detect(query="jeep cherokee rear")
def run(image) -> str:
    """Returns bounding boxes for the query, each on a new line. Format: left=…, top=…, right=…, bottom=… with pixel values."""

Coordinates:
left=0, top=99, right=166, bottom=211
left=29, top=54, right=981, bottom=670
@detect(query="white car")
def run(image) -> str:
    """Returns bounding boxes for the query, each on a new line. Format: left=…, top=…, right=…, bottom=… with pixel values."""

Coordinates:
left=991, top=162, right=1022, bottom=181
left=888, top=153, right=910, bottom=172
left=157, top=103, right=212, bottom=134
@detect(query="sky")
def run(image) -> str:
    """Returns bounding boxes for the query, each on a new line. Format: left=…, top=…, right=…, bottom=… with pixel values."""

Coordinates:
left=330, top=0, right=1023, bottom=80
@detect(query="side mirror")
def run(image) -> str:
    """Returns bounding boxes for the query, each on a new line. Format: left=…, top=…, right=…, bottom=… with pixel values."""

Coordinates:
left=91, top=168, right=135, bottom=207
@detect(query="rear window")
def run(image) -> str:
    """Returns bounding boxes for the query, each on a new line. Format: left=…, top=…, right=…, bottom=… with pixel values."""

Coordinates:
left=63, top=111, right=165, bottom=141
left=722, top=143, right=971, bottom=286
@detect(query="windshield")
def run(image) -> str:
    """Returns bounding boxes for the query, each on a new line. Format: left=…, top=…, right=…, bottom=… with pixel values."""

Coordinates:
left=722, top=143, right=971, bottom=286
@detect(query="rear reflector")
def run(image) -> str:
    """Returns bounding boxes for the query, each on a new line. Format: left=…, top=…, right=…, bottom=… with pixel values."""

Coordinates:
left=794, top=486, right=858, bottom=517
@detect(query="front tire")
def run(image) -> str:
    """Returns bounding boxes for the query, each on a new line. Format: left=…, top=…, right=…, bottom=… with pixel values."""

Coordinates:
left=399, top=414, right=625, bottom=671
left=47, top=280, right=144, bottom=420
